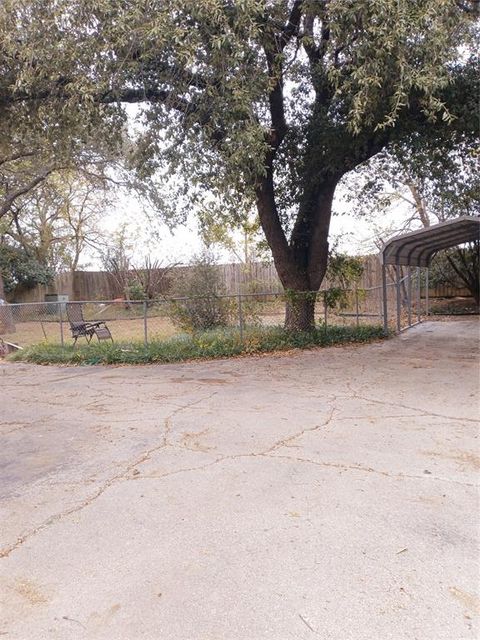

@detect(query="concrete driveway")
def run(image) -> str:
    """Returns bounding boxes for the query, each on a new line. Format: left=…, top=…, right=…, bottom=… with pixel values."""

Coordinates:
left=0, top=319, right=478, bottom=640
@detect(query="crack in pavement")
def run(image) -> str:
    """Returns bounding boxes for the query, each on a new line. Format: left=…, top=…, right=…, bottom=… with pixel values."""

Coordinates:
left=263, top=404, right=337, bottom=455
left=0, top=394, right=336, bottom=558
left=2, top=378, right=476, bottom=559
left=127, top=458, right=223, bottom=482
left=127, top=447, right=477, bottom=491
left=0, top=390, right=217, bottom=559
left=343, top=389, right=479, bottom=425
left=128, top=391, right=478, bottom=490
left=162, top=391, right=218, bottom=447
left=258, top=453, right=477, bottom=487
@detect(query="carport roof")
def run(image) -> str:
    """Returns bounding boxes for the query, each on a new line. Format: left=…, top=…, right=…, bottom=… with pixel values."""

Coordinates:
left=382, top=216, right=480, bottom=267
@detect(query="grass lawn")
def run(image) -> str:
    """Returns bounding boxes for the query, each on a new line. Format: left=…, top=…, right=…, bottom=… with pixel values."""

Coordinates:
left=1, top=315, right=179, bottom=347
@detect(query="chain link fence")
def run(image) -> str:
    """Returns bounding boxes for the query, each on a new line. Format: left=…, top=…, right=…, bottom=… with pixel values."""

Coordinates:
left=0, top=284, right=428, bottom=349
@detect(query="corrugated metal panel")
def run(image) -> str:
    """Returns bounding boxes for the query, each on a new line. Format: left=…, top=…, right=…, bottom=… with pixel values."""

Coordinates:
left=382, top=217, right=480, bottom=266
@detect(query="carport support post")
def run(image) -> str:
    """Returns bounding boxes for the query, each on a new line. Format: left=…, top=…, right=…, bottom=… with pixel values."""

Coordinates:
left=425, top=268, right=430, bottom=317
left=407, top=266, right=412, bottom=327
left=395, top=262, right=401, bottom=333
left=382, top=264, right=388, bottom=335
left=416, top=267, right=421, bottom=323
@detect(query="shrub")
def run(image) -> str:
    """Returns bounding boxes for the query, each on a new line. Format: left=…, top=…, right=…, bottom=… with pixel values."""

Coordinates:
left=127, top=280, right=146, bottom=301
left=168, top=252, right=235, bottom=331
left=0, top=245, right=53, bottom=294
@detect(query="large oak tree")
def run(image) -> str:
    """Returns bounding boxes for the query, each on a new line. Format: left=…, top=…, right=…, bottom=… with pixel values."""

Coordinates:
left=1, top=0, right=478, bottom=328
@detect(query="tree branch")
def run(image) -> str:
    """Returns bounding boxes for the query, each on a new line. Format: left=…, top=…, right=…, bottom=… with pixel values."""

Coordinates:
left=279, top=0, right=304, bottom=50
left=261, top=3, right=306, bottom=152
left=255, top=169, right=298, bottom=286
left=98, top=87, right=194, bottom=114
left=264, top=47, right=288, bottom=152
left=2, top=85, right=195, bottom=118
left=0, top=165, right=58, bottom=219
left=405, top=181, right=430, bottom=227
left=302, top=14, right=321, bottom=66
left=0, top=150, right=36, bottom=167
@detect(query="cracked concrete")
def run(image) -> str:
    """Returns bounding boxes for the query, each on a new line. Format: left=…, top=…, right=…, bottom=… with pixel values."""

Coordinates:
left=0, top=319, right=479, bottom=639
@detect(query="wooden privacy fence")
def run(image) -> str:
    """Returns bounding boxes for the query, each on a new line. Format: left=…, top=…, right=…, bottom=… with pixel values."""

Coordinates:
left=6, top=255, right=471, bottom=303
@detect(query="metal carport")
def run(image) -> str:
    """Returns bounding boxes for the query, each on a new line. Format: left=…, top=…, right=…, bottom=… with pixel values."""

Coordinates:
left=381, top=216, right=480, bottom=333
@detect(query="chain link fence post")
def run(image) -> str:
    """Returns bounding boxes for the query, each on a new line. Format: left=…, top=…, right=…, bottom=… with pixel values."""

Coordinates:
left=58, top=302, right=64, bottom=347
left=355, top=288, right=359, bottom=327
left=143, top=300, right=148, bottom=346
left=323, top=293, right=328, bottom=332
left=237, top=293, right=244, bottom=343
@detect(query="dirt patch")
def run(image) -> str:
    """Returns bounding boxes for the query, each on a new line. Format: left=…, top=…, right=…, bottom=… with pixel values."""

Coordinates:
left=449, top=586, right=480, bottom=614
left=180, top=428, right=214, bottom=452
left=421, top=449, right=480, bottom=471
left=14, top=579, right=48, bottom=605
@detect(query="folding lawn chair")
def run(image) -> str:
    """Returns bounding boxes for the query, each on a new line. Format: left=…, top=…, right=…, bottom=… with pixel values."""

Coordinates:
left=66, top=303, right=113, bottom=345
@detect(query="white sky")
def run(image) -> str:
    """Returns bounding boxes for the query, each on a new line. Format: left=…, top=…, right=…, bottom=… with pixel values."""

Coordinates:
left=87, top=187, right=406, bottom=270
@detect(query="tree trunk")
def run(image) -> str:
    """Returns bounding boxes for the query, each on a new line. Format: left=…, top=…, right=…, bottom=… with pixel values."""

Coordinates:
left=284, top=293, right=316, bottom=332
left=0, top=271, right=15, bottom=334
left=0, top=271, right=5, bottom=302
left=256, top=174, right=337, bottom=332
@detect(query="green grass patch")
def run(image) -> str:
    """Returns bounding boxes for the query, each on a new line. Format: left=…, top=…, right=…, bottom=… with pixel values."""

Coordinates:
left=430, top=300, right=479, bottom=315
left=9, top=324, right=386, bottom=366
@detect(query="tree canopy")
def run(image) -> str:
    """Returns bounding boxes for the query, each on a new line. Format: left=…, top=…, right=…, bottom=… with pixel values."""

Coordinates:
left=1, top=0, right=478, bottom=327
left=346, top=135, right=480, bottom=236
left=345, top=132, right=479, bottom=304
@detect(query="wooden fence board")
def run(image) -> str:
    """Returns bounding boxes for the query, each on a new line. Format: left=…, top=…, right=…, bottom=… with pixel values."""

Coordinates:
left=7, top=255, right=472, bottom=302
